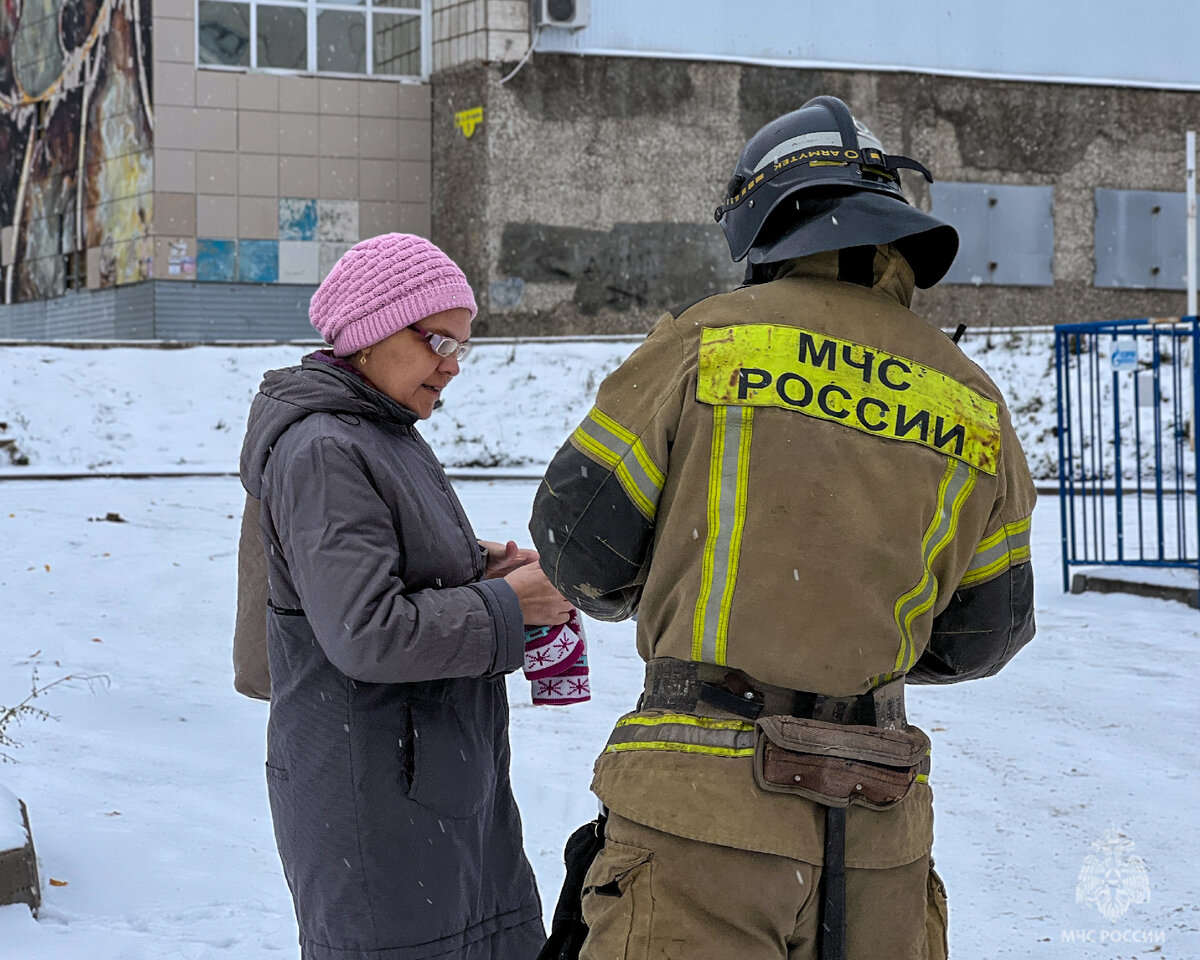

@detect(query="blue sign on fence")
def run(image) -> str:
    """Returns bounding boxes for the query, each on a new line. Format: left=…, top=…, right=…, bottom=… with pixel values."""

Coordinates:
left=1111, top=338, right=1138, bottom=371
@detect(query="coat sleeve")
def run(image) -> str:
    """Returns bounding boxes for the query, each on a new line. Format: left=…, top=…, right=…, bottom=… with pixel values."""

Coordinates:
left=909, top=408, right=1037, bottom=684
left=530, top=315, right=689, bottom=621
left=267, top=437, right=525, bottom=684
left=233, top=491, right=272, bottom=700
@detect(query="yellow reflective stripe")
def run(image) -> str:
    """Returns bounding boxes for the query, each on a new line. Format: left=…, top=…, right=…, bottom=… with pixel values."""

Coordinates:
left=959, top=516, right=1033, bottom=587
left=589, top=408, right=666, bottom=489
left=881, top=459, right=978, bottom=682
left=614, top=714, right=755, bottom=731
left=605, top=741, right=756, bottom=757
left=692, top=406, right=754, bottom=665
left=715, top=407, right=754, bottom=664
left=915, top=773, right=929, bottom=783
left=901, top=464, right=976, bottom=665
left=692, top=405, right=726, bottom=661
left=570, top=409, right=664, bottom=522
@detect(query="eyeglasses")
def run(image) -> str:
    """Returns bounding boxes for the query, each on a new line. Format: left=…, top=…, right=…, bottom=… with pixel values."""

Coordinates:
left=411, top=323, right=473, bottom=361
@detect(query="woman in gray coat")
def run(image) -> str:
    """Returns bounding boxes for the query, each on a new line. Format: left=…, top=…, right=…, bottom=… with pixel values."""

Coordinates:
left=238, top=234, right=565, bottom=960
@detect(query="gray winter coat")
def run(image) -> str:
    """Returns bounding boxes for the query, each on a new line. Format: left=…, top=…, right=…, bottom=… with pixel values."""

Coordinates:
left=239, top=355, right=543, bottom=960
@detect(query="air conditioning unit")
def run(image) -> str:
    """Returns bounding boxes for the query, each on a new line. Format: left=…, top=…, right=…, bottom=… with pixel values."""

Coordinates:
left=532, top=0, right=589, bottom=30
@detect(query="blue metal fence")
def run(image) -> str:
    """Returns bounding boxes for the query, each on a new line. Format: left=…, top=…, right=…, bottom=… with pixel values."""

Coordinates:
left=1055, top=317, right=1200, bottom=600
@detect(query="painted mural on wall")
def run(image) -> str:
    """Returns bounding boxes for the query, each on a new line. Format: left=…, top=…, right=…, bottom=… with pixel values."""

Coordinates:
left=0, top=0, right=153, bottom=303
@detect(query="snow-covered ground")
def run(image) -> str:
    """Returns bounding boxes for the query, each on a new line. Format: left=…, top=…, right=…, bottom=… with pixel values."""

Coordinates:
left=0, top=477, right=1196, bottom=960
left=0, top=331, right=1058, bottom=479
left=0, top=338, right=1196, bottom=959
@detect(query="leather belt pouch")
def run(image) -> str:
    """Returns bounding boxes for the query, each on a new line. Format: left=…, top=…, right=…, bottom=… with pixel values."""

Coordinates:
left=753, top=715, right=931, bottom=809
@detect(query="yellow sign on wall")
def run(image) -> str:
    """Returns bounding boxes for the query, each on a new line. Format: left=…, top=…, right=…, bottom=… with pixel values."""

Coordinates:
left=454, top=107, right=484, bottom=138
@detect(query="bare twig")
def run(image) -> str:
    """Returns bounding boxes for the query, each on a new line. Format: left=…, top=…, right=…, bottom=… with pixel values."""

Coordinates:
left=0, top=669, right=110, bottom=763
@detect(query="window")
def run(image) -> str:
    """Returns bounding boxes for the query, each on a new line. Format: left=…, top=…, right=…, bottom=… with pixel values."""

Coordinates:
left=197, top=0, right=425, bottom=78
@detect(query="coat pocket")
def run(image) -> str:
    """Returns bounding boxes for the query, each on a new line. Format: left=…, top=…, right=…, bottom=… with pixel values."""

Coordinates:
left=264, top=762, right=296, bottom=879
left=405, top=696, right=498, bottom=819
left=580, top=840, right=654, bottom=960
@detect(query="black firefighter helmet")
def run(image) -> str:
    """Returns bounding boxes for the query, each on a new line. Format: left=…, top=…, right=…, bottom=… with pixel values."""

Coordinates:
left=714, top=96, right=959, bottom=288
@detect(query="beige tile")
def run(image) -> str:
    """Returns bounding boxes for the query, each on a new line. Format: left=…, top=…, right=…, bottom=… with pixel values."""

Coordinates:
left=279, top=75, right=319, bottom=113
left=239, top=111, right=279, bottom=154
left=318, top=114, right=359, bottom=157
left=194, top=107, right=238, bottom=149
left=153, top=62, right=195, bottom=107
left=197, top=151, right=238, bottom=194
left=359, top=81, right=398, bottom=118
left=279, top=113, right=319, bottom=155
left=238, top=197, right=278, bottom=238
left=318, top=199, right=359, bottom=242
left=155, top=18, right=195, bottom=63
left=319, top=78, right=358, bottom=115
left=278, top=240, right=320, bottom=283
left=238, top=73, right=279, bottom=112
left=152, top=0, right=193, bottom=20
left=279, top=155, right=319, bottom=196
left=360, top=117, right=400, bottom=159
left=86, top=246, right=102, bottom=287
left=395, top=160, right=429, bottom=203
left=487, top=30, right=527, bottom=61
left=397, top=82, right=430, bottom=120
left=394, top=201, right=430, bottom=237
left=319, top=158, right=358, bottom=199
left=359, top=159, right=397, bottom=202
left=154, top=192, right=197, bottom=236
left=154, top=149, right=196, bottom=193
left=155, top=236, right=197, bottom=279
left=395, top=117, right=430, bottom=161
left=239, top=154, right=279, bottom=197
left=151, top=105, right=193, bottom=149
left=359, top=200, right=398, bottom=238
left=319, top=241, right=353, bottom=280
left=196, top=70, right=239, bottom=108
left=196, top=194, right=238, bottom=237
left=488, top=0, right=527, bottom=32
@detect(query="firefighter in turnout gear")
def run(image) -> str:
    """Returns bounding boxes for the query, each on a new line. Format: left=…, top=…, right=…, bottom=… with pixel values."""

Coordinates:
left=530, top=96, right=1036, bottom=960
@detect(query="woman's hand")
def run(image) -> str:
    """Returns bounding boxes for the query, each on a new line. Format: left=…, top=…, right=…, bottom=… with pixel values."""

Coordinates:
left=480, top=539, right=539, bottom=579
left=503, top=561, right=572, bottom=625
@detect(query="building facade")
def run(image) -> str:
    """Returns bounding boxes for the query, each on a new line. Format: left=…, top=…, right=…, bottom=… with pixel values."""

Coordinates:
left=3, top=0, right=1199, bottom=338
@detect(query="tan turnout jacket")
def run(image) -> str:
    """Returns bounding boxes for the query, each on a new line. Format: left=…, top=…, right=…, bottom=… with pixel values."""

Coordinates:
left=532, top=246, right=1036, bottom=867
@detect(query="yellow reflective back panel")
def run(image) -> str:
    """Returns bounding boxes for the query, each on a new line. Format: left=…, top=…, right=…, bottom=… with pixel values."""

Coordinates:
left=697, top=324, right=1001, bottom=475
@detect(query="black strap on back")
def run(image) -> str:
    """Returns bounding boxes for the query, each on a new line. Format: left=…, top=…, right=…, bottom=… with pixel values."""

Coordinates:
left=821, top=807, right=848, bottom=960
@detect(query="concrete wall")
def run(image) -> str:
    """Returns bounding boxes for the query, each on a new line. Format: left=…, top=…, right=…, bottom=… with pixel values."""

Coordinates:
left=432, top=56, right=1197, bottom=335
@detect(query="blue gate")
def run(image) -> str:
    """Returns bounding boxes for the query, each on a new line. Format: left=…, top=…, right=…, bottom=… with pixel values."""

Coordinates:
left=1055, top=317, right=1200, bottom=601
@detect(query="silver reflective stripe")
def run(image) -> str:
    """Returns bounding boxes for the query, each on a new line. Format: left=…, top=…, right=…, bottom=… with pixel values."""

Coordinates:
left=696, top=405, right=753, bottom=665
left=964, top=521, right=1032, bottom=578
left=892, top=458, right=978, bottom=675
left=605, top=716, right=756, bottom=756
left=574, top=412, right=663, bottom=519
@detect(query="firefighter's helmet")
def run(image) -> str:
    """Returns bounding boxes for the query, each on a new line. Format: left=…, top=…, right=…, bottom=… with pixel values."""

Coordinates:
left=714, top=96, right=958, bottom=288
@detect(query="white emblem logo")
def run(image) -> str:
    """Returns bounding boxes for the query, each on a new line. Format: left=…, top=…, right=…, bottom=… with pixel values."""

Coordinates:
left=1076, top=826, right=1151, bottom=923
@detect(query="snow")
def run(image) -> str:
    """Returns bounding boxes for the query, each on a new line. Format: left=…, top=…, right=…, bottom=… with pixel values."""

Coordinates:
left=0, top=331, right=1058, bottom=478
left=0, top=339, right=1196, bottom=958
left=0, top=784, right=27, bottom=853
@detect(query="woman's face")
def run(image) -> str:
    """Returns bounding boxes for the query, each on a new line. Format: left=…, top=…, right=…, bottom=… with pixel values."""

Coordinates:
left=356, top=307, right=473, bottom=418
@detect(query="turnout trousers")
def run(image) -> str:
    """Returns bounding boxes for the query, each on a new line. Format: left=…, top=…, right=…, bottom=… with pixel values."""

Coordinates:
left=579, top=813, right=948, bottom=960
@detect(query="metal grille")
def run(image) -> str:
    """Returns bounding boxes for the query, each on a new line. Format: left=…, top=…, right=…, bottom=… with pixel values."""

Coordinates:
left=1055, top=317, right=1200, bottom=600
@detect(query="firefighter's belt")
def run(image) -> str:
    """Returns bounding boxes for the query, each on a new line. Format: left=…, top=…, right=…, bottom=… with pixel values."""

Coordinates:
left=640, top=657, right=907, bottom=727
left=754, top=717, right=931, bottom=810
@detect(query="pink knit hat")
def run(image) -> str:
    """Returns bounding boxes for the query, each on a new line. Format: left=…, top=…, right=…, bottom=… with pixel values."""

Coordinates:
left=309, top=234, right=478, bottom=356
